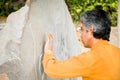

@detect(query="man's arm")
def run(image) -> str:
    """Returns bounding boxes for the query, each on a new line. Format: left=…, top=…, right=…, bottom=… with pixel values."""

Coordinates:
left=42, top=34, right=93, bottom=78
left=42, top=50, right=92, bottom=78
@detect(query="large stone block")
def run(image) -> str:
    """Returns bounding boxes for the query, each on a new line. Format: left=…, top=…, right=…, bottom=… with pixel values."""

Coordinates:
left=0, top=0, right=82, bottom=80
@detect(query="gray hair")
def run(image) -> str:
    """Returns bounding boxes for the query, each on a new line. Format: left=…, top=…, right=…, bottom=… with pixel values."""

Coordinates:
left=80, top=9, right=111, bottom=41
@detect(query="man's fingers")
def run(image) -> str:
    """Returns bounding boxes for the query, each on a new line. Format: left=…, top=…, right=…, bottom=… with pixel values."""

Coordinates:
left=44, top=33, right=53, bottom=52
left=50, top=33, right=53, bottom=39
left=48, top=33, right=53, bottom=40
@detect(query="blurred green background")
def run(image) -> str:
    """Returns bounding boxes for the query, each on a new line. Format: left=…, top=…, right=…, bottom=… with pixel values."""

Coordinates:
left=0, top=0, right=118, bottom=26
left=0, top=0, right=26, bottom=16
left=65, top=0, right=118, bottom=26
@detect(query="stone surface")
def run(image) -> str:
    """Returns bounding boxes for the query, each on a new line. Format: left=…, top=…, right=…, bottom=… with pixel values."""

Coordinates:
left=110, top=27, right=118, bottom=47
left=0, top=5, right=29, bottom=80
left=20, top=0, right=82, bottom=80
left=0, top=0, right=82, bottom=80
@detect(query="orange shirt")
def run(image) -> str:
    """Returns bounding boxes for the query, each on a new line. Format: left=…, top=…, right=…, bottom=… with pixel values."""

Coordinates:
left=42, top=40, right=120, bottom=80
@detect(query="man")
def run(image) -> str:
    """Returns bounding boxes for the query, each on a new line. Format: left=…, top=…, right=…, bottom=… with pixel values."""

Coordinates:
left=42, top=9, right=120, bottom=80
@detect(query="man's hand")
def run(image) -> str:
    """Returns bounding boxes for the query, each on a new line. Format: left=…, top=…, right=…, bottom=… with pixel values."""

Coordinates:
left=0, top=73, right=9, bottom=80
left=44, top=33, right=53, bottom=52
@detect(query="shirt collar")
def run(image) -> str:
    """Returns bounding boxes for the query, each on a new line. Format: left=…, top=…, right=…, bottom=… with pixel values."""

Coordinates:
left=91, top=40, right=109, bottom=50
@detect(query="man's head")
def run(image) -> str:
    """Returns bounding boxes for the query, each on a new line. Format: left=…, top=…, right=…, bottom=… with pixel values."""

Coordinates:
left=79, top=9, right=111, bottom=48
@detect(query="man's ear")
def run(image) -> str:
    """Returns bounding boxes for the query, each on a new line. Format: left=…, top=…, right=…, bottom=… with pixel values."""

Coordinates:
left=89, top=25, right=94, bottom=33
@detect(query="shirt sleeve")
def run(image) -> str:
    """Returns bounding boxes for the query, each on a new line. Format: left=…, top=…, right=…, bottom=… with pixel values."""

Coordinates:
left=42, top=50, right=96, bottom=78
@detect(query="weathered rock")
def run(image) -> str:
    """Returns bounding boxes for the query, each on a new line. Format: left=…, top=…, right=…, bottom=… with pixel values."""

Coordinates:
left=20, top=0, right=82, bottom=80
left=0, top=5, right=29, bottom=80
left=0, top=0, right=83, bottom=80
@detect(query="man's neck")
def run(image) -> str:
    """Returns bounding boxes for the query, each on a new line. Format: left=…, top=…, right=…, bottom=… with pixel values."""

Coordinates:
left=90, top=38, right=102, bottom=48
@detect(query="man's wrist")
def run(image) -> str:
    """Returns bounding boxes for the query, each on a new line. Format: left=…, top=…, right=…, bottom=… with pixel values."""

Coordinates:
left=44, top=50, right=53, bottom=55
